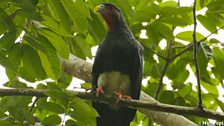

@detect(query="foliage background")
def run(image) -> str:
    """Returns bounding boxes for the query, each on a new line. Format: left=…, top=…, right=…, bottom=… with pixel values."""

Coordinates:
left=0, top=0, right=224, bottom=125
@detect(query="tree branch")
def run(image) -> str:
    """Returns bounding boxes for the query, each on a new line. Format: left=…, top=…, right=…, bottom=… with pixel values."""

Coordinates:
left=192, top=0, right=203, bottom=108
left=0, top=88, right=223, bottom=121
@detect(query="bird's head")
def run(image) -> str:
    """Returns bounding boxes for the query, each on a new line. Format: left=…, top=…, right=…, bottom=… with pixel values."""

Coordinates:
left=94, top=3, right=126, bottom=31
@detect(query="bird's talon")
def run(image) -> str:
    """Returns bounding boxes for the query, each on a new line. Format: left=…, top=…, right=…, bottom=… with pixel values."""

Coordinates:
left=114, top=91, right=132, bottom=103
left=96, top=86, right=104, bottom=97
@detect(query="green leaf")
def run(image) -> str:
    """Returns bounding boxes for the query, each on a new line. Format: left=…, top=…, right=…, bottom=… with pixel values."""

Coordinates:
left=172, top=69, right=189, bottom=89
left=88, top=10, right=106, bottom=43
left=178, top=84, right=192, bottom=98
left=38, top=28, right=70, bottom=59
left=167, top=59, right=188, bottom=80
left=149, top=63, right=162, bottom=78
left=73, top=36, right=92, bottom=58
left=4, top=79, right=27, bottom=88
left=16, top=8, right=42, bottom=20
left=197, top=14, right=217, bottom=32
left=0, top=96, right=32, bottom=115
left=159, top=91, right=174, bottom=104
left=175, top=31, right=205, bottom=42
left=207, top=0, right=224, bottom=12
left=20, top=44, right=46, bottom=82
left=61, top=0, right=88, bottom=33
left=38, top=102, right=65, bottom=114
left=0, top=120, right=18, bottom=126
left=160, top=17, right=192, bottom=26
left=200, top=42, right=212, bottom=59
left=161, top=7, right=192, bottom=16
left=42, top=115, right=61, bottom=126
left=197, top=42, right=212, bottom=77
left=46, top=0, right=73, bottom=34
left=69, top=97, right=98, bottom=118
left=23, top=35, right=47, bottom=53
left=68, top=97, right=98, bottom=125
left=73, top=0, right=91, bottom=18
left=199, top=0, right=206, bottom=8
left=46, top=90, right=69, bottom=100
left=40, top=15, right=71, bottom=36
left=213, top=47, right=224, bottom=80
left=0, top=51, right=18, bottom=72
left=0, top=31, right=16, bottom=49
left=215, top=99, right=224, bottom=112
left=38, top=36, right=61, bottom=80
left=135, top=4, right=162, bottom=21
left=159, top=1, right=177, bottom=7
left=153, top=22, right=173, bottom=39
left=0, top=8, right=15, bottom=34
left=201, top=81, right=218, bottom=95
left=65, top=119, right=78, bottom=126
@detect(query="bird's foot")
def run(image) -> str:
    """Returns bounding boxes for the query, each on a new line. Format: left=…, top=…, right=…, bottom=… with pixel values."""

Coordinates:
left=96, top=86, right=104, bottom=97
left=114, top=90, right=132, bottom=103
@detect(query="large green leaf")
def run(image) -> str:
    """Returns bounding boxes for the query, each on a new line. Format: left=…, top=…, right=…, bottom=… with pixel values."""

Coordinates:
left=175, top=31, right=205, bottom=42
left=38, top=102, right=65, bottom=114
left=38, top=28, right=70, bottom=59
left=212, top=47, right=224, bottom=80
left=73, top=36, right=92, bottom=58
left=42, top=115, right=61, bottom=125
left=38, top=36, right=61, bottom=80
left=60, top=0, right=88, bottom=33
left=160, top=17, right=192, bottom=26
left=88, top=10, right=106, bottom=43
left=46, top=0, right=73, bottom=34
left=135, top=4, right=162, bottom=21
left=178, top=83, right=192, bottom=98
left=5, top=43, right=22, bottom=80
left=197, top=42, right=212, bottom=77
left=201, top=80, right=218, bottom=95
left=0, top=31, right=16, bottom=50
left=167, top=58, right=188, bottom=80
left=197, top=14, right=217, bottom=32
left=40, top=15, right=71, bottom=36
left=159, top=91, right=175, bottom=104
left=19, top=44, right=46, bottom=82
left=161, top=7, right=192, bottom=16
left=68, top=97, right=98, bottom=126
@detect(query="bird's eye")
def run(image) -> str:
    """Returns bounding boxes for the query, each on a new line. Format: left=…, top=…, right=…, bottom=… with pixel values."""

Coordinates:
left=109, top=6, right=113, bottom=10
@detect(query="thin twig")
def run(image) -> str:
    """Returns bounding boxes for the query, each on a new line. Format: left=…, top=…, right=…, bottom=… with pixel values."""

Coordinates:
left=170, top=25, right=224, bottom=62
left=154, top=60, right=170, bottom=99
left=144, top=46, right=168, bottom=60
left=154, top=40, right=173, bottom=99
left=29, top=97, right=39, bottom=112
left=192, top=0, right=203, bottom=109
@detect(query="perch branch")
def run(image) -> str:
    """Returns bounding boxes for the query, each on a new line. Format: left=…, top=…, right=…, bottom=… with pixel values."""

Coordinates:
left=0, top=88, right=223, bottom=121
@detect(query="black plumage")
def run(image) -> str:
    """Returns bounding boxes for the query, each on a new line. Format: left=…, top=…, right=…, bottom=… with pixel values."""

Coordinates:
left=92, top=3, right=143, bottom=126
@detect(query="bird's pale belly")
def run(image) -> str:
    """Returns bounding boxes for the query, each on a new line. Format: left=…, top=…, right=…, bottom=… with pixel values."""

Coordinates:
left=97, top=71, right=131, bottom=96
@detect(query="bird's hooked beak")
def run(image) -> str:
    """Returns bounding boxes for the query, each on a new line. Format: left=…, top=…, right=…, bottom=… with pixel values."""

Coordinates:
left=94, top=4, right=105, bottom=14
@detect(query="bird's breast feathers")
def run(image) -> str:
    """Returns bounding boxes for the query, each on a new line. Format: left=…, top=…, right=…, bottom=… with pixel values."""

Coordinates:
left=97, top=71, right=131, bottom=96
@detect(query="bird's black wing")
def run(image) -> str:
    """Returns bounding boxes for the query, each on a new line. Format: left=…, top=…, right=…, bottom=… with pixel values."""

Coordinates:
left=130, top=39, right=144, bottom=100
left=92, top=42, right=105, bottom=90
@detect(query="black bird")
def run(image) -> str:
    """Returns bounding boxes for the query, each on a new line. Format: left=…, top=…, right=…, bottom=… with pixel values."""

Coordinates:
left=92, top=3, right=143, bottom=126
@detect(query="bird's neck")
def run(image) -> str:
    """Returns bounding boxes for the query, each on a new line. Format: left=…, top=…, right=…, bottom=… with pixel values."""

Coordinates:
left=102, top=14, right=128, bottom=32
